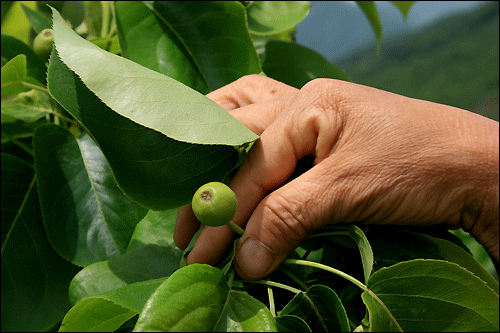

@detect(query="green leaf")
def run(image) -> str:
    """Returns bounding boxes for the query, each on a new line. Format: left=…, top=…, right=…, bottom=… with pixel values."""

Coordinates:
left=20, top=2, right=52, bottom=34
left=61, top=278, right=167, bottom=332
left=348, top=225, right=374, bottom=283
left=247, top=1, right=311, bottom=36
left=114, top=1, right=208, bottom=93
left=33, top=124, right=148, bottom=266
left=1, top=153, right=34, bottom=247
left=1, top=89, right=51, bottom=122
left=47, top=49, right=241, bottom=210
left=134, top=264, right=229, bottom=331
left=1, top=172, right=80, bottom=332
left=280, top=285, right=350, bottom=332
left=127, top=209, right=178, bottom=252
left=69, top=242, right=182, bottom=305
left=418, top=233, right=499, bottom=294
left=355, top=1, right=382, bottom=55
left=1, top=34, right=48, bottom=84
left=215, top=290, right=277, bottom=332
left=362, top=259, right=500, bottom=332
left=143, top=1, right=262, bottom=91
left=275, top=314, right=311, bottom=332
left=258, top=40, right=350, bottom=89
left=134, top=264, right=277, bottom=332
left=51, top=6, right=258, bottom=146
left=389, top=1, right=416, bottom=21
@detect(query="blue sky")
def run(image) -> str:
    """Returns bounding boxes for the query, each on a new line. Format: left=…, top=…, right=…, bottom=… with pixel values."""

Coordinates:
left=295, top=1, right=489, bottom=61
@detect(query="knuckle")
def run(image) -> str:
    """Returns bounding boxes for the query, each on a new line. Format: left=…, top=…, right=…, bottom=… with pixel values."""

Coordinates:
left=261, top=193, right=312, bottom=247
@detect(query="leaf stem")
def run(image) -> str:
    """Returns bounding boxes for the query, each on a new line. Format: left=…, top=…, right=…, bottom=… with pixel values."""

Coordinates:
left=100, top=1, right=110, bottom=38
left=284, top=259, right=368, bottom=291
left=267, top=285, right=276, bottom=317
left=251, top=279, right=302, bottom=294
left=227, top=220, right=244, bottom=236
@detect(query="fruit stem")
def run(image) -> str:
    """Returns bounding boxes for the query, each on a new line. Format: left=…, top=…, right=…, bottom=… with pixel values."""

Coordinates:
left=227, top=221, right=245, bottom=236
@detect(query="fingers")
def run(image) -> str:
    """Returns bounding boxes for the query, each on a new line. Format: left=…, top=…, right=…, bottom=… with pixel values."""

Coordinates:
left=185, top=84, right=344, bottom=269
left=234, top=160, right=339, bottom=280
left=173, top=204, right=199, bottom=250
left=206, top=74, right=298, bottom=111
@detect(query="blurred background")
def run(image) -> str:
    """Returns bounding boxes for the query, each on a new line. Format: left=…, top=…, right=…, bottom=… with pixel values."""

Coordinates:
left=296, top=1, right=499, bottom=121
left=296, top=1, right=499, bottom=279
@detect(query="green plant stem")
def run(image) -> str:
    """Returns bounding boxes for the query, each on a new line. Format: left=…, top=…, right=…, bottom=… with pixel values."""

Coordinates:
left=252, top=279, right=302, bottom=294
left=284, top=259, right=368, bottom=291
left=1, top=133, right=34, bottom=156
left=101, top=1, right=110, bottom=38
left=227, top=220, right=245, bottom=236
left=267, top=285, right=276, bottom=317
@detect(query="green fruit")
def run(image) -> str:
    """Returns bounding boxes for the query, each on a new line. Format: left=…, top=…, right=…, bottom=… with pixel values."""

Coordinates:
left=192, top=182, right=237, bottom=227
left=33, top=29, right=54, bottom=63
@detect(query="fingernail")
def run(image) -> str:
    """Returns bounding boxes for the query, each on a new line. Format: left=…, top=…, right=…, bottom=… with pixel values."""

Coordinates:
left=235, top=236, right=275, bottom=280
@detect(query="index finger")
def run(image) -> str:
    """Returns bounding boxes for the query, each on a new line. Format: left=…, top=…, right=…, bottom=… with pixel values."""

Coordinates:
left=206, top=74, right=298, bottom=111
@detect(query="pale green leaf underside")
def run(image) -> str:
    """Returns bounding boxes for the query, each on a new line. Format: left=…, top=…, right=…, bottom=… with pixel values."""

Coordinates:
left=51, top=7, right=258, bottom=146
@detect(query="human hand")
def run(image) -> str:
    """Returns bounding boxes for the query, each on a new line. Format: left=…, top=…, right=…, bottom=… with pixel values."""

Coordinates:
left=174, top=75, right=499, bottom=280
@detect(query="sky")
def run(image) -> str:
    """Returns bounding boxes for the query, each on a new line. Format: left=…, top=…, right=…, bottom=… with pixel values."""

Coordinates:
left=295, top=1, right=489, bottom=61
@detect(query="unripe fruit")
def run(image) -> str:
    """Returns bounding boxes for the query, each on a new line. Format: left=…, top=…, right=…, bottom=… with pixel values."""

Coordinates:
left=192, top=182, right=237, bottom=227
left=33, top=29, right=54, bottom=63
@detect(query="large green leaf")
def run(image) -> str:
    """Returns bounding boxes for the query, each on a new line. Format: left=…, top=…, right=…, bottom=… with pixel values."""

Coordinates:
left=246, top=1, right=311, bottom=36
left=61, top=278, right=167, bottom=332
left=68, top=240, right=182, bottom=305
left=258, top=40, right=350, bottom=89
left=143, top=1, right=262, bottom=91
left=279, top=284, right=350, bottom=332
left=114, top=1, right=208, bottom=93
left=1, top=54, right=44, bottom=96
left=362, top=259, right=499, bottom=332
left=134, top=264, right=277, bottom=332
left=1, top=167, right=80, bottom=332
left=51, top=6, right=258, bottom=146
left=47, top=47, right=242, bottom=210
left=33, top=124, right=148, bottom=267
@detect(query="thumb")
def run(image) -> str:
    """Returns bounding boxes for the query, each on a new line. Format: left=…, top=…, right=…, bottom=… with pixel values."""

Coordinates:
left=234, top=162, right=334, bottom=281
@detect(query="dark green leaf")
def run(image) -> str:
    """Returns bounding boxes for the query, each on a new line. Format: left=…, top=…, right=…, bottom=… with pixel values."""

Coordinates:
left=144, top=1, right=262, bottom=91
left=280, top=285, right=350, bottom=332
left=1, top=34, right=47, bottom=84
left=362, top=259, right=499, bottom=332
left=276, top=315, right=311, bottom=332
left=247, top=1, right=310, bottom=36
left=1, top=174, right=80, bottom=332
left=68, top=241, right=182, bottom=305
left=355, top=1, right=382, bottom=55
left=33, top=124, right=148, bottom=266
left=259, top=40, right=350, bottom=89
left=114, top=1, right=208, bottom=93
left=389, top=1, right=417, bottom=21
left=47, top=49, right=242, bottom=210
left=20, top=2, right=52, bottom=34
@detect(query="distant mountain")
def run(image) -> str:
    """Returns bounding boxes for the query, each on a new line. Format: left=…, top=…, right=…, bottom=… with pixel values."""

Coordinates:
left=335, top=1, right=499, bottom=121
left=295, top=1, right=488, bottom=62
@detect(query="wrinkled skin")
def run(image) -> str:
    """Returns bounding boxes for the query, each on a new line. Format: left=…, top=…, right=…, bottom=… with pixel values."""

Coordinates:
left=174, top=75, right=499, bottom=281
